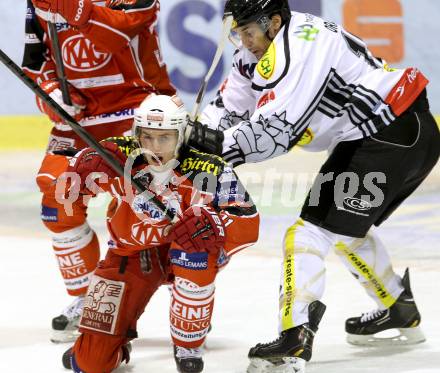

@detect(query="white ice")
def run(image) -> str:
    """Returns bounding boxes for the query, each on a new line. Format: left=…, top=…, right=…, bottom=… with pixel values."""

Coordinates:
left=0, top=150, right=439, bottom=373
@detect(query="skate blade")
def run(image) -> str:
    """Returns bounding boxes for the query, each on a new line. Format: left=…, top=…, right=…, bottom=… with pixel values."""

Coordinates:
left=347, top=326, right=426, bottom=347
left=247, top=357, right=306, bottom=373
left=50, top=329, right=80, bottom=344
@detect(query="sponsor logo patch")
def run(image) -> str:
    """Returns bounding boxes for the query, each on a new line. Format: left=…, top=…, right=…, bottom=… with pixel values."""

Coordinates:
left=80, top=275, right=125, bottom=334
left=216, top=248, right=229, bottom=267
left=180, top=157, right=221, bottom=176
left=131, top=193, right=179, bottom=221
left=294, top=24, right=320, bottom=41
left=343, top=197, right=372, bottom=211
left=257, top=90, right=275, bottom=108
left=41, top=205, right=58, bottom=222
left=170, top=250, right=208, bottom=270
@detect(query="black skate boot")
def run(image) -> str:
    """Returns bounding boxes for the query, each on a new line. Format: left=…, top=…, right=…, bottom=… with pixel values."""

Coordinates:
left=346, top=268, right=426, bottom=346
left=62, top=347, right=73, bottom=369
left=62, top=343, right=132, bottom=370
left=173, top=345, right=204, bottom=373
left=247, top=300, right=326, bottom=373
left=51, top=295, right=84, bottom=343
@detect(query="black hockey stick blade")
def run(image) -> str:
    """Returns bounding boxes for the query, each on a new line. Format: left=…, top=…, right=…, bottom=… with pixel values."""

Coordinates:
left=0, top=48, right=176, bottom=222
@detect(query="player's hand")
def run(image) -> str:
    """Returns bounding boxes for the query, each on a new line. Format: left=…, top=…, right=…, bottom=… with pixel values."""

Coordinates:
left=68, top=141, right=127, bottom=193
left=37, top=80, right=86, bottom=123
left=167, top=205, right=226, bottom=254
left=32, top=0, right=93, bottom=27
left=186, top=120, right=224, bottom=156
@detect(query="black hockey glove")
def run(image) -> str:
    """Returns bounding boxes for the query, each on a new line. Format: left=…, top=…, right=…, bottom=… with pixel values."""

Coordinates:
left=186, top=120, right=224, bottom=156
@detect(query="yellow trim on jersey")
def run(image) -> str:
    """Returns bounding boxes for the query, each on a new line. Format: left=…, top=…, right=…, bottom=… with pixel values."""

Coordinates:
left=0, top=115, right=51, bottom=150
left=335, top=241, right=396, bottom=308
left=257, top=42, right=276, bottom=80
left=297, top=127, right=314, bottom=146
left=280, top=218, right=304, bottom=331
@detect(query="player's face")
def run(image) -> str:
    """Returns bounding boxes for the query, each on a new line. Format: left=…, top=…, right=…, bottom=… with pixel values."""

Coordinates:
left=231, top=22, right=272, bottom=60
left=138, top=128, right=179, bottom=166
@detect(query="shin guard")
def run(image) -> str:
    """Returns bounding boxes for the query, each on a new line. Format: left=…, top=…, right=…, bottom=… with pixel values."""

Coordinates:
left=170, top=279, right=215, bottom=348
left=52, top=222, right=100, bottom=296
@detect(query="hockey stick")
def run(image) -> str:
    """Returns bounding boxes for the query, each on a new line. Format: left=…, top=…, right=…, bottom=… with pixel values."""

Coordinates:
left=0, top=48, right=176, bottom=222
left=48, top=22, right=72, bottom=105
left=190, top=15, right=233, bottom=120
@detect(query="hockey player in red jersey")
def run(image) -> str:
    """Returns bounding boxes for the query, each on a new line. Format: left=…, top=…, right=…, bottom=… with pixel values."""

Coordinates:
left=186, top=0, right=440, bottom=372
left=23, top=0, right=175, bottom=342
left=57, top=94, right=259, bottom=372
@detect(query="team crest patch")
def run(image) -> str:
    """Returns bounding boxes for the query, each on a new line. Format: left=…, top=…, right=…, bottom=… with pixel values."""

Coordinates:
left=257, top=43, right=276, bottom=80
left=80, top=275, right=125, bottom=335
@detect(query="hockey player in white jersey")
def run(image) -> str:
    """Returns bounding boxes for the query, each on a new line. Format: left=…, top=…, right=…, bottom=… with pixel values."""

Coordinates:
left=187, top=0, right=440, bottom=372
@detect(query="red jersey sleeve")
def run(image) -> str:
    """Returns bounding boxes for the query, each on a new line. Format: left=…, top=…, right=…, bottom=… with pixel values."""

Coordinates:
left=79, top=0, right=159, bottom=54
left=214, top=166, right=260, bottom=255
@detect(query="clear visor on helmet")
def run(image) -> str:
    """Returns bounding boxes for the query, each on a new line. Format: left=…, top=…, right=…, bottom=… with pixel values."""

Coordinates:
left=135, top=127, right=179, bottom=155
left=229, top=15, right=271, bottom=48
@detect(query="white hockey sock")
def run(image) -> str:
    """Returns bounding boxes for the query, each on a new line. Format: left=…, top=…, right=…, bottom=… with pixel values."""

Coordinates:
left=334, top=229, right=403, bottom=310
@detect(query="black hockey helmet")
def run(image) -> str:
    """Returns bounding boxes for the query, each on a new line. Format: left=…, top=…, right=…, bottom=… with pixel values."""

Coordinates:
left=224, top=0, right=291, bottom=28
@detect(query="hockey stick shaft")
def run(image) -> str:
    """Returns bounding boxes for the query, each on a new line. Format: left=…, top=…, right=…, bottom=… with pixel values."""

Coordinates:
left=48, top=22, right=72, bottom=106
left=190, top=15, right=233, bottom=120
left=0, top=48, right=176, bottom=222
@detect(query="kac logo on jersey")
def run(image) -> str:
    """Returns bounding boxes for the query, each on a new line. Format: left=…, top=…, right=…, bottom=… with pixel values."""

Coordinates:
left=62, top=35, right=111, bottom=72
left=170, top=250, right=208, bottom=270
left=257, top=43, right=276, bottom=80
left=130, top=221, right=165, bottom=245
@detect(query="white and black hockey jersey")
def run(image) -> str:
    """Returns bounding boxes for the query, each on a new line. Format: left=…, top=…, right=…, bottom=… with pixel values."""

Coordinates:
left=201, top=12, right=428, bottom=166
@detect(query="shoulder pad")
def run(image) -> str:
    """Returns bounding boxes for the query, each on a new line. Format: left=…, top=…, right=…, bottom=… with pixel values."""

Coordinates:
left=106, top=0, right=155, bottom=11
left=178, top=148, right=227, bottom=180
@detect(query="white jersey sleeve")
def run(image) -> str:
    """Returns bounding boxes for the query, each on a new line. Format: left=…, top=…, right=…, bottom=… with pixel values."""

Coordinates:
left=202, top=12, right=428, bottom=166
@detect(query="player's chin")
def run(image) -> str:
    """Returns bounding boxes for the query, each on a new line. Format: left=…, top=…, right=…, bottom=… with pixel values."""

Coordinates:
left=251, top=50, right=263, bottom=60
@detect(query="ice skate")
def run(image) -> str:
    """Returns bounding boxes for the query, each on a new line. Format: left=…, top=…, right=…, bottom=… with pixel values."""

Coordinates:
left=247, top=300, right=326, bottom=373
left=346, top=268, right=426, bottom=346
left=51, top=295, right=84, bottom=343
left=62, top=343, right=132, bottom=370
left=174, top=345, right=204, bottom=373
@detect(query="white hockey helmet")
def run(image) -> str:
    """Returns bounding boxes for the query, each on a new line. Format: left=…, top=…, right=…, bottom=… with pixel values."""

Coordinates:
left=132, top=94, right=189, bottom=157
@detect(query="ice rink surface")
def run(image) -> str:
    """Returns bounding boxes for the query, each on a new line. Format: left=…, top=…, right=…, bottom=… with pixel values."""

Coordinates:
left=0, top=150, right=439, bottom=373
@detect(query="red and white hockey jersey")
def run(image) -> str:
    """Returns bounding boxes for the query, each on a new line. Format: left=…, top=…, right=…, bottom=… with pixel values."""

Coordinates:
left=22, top=0, right=175, bottom=130
left=76, top=138, right=260, bottom=257
left=201, top=12, right=428, bottom=166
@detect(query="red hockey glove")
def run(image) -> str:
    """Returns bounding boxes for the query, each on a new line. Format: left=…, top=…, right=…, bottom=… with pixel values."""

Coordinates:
left=68, top=141, right=127, bottom=193
left=168, top=206, right=226, bottom=254
left=36, top=80, right=86, bottom=123
left=32, top=0, right=93, bottom=27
